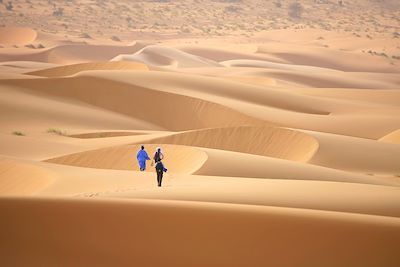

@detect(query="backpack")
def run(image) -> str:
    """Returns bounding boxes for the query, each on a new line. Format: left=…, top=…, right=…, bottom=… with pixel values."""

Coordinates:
left=154, top=152, right=161, bottom=163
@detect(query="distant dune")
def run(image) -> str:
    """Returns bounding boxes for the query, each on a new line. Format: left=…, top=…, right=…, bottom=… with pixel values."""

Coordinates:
left=0, top=27, right=37, bottom=46
left=113, top=45, right=221, bottom=68
left=27, top=61, right=149, bottom=77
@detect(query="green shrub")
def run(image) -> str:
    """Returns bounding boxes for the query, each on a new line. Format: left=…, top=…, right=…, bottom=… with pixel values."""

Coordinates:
left=47, top=128, right=67, bottom=136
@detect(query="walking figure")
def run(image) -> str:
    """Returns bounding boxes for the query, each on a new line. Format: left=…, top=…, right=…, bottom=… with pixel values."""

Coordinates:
left=137, top=145, right=150, bottom=171
left=153, top=147, right=167, bottom=187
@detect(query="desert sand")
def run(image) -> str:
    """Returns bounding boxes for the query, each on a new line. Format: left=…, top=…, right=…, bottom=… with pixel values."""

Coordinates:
left=1, top=0, right=400, bottom=266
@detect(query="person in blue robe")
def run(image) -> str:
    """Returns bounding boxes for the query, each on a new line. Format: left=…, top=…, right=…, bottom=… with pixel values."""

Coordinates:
left=137, top=145, right=150, bottom=171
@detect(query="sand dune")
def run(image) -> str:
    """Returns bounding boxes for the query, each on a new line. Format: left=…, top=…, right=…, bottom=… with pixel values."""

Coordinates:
left=2, top=74, right=260, bottom=131
left=307, top=130, right=400, bottom=175
left=379, top=129, right=400, bottom=144
left=46, top=144, right=207, bottom=174
left=221, top=60, right=400, bottom=88
left=0, top=157, right=54, bottom=195
left=0, top=42, right=148, bottom=64
left=145, top=126, right=319, bottom=162
left=0, top=27, right=37, bottom=46
left=76, top=70, right=333, bottom=115
left=292, top=88, right=400, bottom=107
left=112, top=45, right=221, bottom=68
left=257, top=43, right=399, bottom=73
left=1, top=197, right=399, bottom=267
left=178, top=45, right=284, bottom=63
left=0, top=61, right=57, bottom=71
left=27, top=61, right=148, bottom=77
left=100, top=177, right=400, bottom=217
left=193, top=148, right=399, bottom=186
left=4, top=68, right=399, bottom=140
left=0, top=83, right=159, bottom=134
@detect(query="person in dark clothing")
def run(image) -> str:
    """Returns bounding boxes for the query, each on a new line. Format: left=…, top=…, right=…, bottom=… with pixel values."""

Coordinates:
left=153, top=147, right=167, bottom=187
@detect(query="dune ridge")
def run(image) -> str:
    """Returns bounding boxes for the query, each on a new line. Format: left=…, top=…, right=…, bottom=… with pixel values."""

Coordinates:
left=0, top=42, right=148, bottom=64
left=379, top=129, right=400, bottom=144
left=0, top=157, right=54, bottom=195
left=144, top=126, right=319, bottom=162
left=2, top=75, right=262, bottom=131
left=26, top=61, right=149, bottom=77
left=112, top=45, right=221, bottom=68
left=45, top=144, right=207, bottom=174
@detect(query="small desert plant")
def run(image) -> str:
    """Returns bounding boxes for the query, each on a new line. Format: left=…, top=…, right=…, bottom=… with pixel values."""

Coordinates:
left=288, top=2, right=303, bottom=19
left=12, top=131, right=24, bottom=136
left=53, top=7, right=64, bottom=17
left=47, top=128, right=67, bottom=136
left=79, top=32, right=92, bottom=39
left=97, top=133, right=106, bottom=138
left=5, top=1, right=13, bottom=11
left=274, top=1, right=282, bottom=8
left=111, top=35, right=121, bottom=41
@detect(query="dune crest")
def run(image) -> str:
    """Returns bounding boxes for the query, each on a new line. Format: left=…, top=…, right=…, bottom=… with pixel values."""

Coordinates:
left=112, top=45, right=221, bottom=68
left=0, top=158, right=54, bottom=195
left=3, top=75, right=261, bottom=131
left=45, top=144, right=208, bottom=174
left=27, top=61, right=148, bottom=77
left=145, top=126, right=319, bottom=162
left=379, top=129, right=400, bottom=144
left=0, top=42, right=148, bottom=64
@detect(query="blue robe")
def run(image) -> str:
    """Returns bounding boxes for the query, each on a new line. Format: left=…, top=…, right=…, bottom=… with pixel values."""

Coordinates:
left=137, top=149, right=150, bottom=171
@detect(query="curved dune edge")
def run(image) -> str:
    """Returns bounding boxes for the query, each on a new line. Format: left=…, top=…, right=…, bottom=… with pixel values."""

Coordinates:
left=0, top=158, right=54, bottom=195
left=379, top=129, right=400, bottom=144
left=0, top=27, right=37, bottom=45
left=192, top=148, right=400, bottom=186
left=0, top=42, right=148, bottom=64
left=69, top=131, right=148, bottom=139
left=26, top=61, right=149, bottom=77
left=3, top=75, right=263, bottom=131
left=112, top=45, right=221, bottom=68
left=0, top=197, right=399, bottom=267
left=144, top=126, right=319, bottom=162
left=45, top=144, right=208, bottom=174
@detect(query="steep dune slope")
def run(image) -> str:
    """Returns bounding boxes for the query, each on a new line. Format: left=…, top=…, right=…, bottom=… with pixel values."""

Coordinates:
left=2, top=75, right=260, bottom=131
left=0, top=84, right=158, bottom=133
left=145, top=126, right=319, bottom=162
